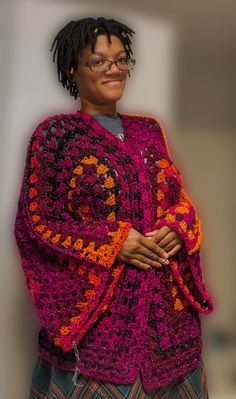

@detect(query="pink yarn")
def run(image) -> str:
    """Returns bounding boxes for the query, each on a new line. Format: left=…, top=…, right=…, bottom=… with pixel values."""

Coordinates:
left=14, top=110, right=214, bottom=392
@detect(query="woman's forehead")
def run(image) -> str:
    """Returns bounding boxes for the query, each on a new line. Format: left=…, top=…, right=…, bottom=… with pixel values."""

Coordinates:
left=82, top=34, right=126, bottom=57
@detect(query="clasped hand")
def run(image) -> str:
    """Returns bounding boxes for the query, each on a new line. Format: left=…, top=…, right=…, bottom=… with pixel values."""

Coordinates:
left=117, top=226, right=183, bottom=271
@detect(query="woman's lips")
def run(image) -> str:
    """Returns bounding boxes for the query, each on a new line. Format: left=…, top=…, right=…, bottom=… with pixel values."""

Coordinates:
left=103, top=80, right=122, bottom=87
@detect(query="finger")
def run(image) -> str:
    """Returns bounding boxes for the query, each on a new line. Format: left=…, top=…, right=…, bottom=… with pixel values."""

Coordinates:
left=131, top=259, right=154, bottom=271
left=141, top=236, right=169, bottom=259
left=158, top=232, right=177, bottom=248
left=152, top=226, right=172, bottom=244
left=144, top=230, right=159, bottom=237
left=138, top=247, right=168, bottom=267
left=137, top=252, right=163, bottom=268
left=137, top=254, right=163, bottom=268
left=166, top=243, right=183, bottom=257
left=163, top=238, right=181, bottom=252
left=116, top=245, right=164, bottom=267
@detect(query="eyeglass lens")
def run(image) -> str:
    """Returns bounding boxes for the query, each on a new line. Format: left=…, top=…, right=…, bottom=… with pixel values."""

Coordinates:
left=90, top=59, right=135, bottom=72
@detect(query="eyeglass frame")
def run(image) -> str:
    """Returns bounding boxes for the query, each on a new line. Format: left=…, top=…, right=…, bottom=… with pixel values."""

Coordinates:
left=77, top=57, right=136, bottom=73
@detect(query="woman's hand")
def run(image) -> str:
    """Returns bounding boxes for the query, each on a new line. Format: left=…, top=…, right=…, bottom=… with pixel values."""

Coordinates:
left=117, top=227, right=169, bottom=271
left=145, top=226, right=183, bottom=257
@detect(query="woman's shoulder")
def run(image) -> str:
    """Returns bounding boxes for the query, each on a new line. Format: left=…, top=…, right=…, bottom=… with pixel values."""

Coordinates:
left=24, top=111, right=80, bottom=154
left=29, top=110, right=86, bottom=143
left=124, top=112, right=170, bottom=151
left=124, top=112, right=163, bottom=127
left=34, top=110, right=79, bottom=130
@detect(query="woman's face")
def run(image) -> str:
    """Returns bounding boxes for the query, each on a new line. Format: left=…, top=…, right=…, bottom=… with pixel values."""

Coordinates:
left=73, top=34, right=128, bottom=106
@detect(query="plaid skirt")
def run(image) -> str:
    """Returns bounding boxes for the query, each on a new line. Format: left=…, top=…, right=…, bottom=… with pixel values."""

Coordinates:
left=29, top=356, right=209, bottom=399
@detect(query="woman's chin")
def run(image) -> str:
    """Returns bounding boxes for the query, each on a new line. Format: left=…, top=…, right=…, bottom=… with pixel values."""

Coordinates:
left=102, top=90, right=124, bottom=103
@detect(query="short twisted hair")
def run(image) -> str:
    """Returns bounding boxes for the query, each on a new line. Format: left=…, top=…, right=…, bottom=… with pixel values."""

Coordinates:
left=50, top=17, right=135, bottom=99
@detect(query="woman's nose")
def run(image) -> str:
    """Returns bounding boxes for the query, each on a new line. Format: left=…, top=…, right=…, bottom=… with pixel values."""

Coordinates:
left=106, top=61, right=120, bottom=73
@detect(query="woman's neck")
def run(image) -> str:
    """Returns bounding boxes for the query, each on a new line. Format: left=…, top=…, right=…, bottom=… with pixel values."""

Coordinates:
left=79, top=101, right=117, bottom=116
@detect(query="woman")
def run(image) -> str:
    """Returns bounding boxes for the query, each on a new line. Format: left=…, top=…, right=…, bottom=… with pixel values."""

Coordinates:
left=14, top=17, right=214, bottom=398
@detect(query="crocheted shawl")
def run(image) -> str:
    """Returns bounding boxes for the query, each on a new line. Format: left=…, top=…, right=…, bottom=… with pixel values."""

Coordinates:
left=14, top=110, right=214, bottom=391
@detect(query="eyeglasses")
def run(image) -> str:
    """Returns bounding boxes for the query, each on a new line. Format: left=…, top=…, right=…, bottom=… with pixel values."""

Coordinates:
left=77, top=57, right=136, bottom=73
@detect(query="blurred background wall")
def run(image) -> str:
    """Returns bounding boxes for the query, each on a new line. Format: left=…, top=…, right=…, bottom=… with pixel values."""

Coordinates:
left=1, top=0, right=235, bottom=398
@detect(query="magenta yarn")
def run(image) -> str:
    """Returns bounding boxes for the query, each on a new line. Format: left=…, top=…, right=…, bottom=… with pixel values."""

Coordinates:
left=14, top=110, right=214, bottom=392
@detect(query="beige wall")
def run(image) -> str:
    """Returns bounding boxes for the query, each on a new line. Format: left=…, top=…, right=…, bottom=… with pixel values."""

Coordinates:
left=175, top=130, right=236, bottom=397
left=1, top=1, right=176, bottom=398
left=1, top=1, right=235, bottom=398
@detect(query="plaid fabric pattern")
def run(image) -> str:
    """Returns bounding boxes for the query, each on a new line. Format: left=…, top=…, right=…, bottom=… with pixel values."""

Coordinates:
left=29, top=357, right=209, bottom=399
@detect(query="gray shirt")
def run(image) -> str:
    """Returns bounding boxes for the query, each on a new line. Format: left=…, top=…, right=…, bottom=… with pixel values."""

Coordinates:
left=92, top=114, right=124, bottom=141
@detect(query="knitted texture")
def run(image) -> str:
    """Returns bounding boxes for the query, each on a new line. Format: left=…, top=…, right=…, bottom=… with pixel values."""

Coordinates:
left=14, top=110, right=214, bottom=392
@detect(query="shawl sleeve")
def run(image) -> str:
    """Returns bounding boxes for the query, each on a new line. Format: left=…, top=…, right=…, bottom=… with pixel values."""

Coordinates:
left=155, top=165, right=202, bottom=255
left=152, top=117, right=214, bottom=315
left=14, top=116, right=132, bottom=351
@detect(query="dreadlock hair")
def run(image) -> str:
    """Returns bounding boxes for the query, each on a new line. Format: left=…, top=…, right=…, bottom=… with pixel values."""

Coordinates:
left=50, top=17, right=135, bottom=100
